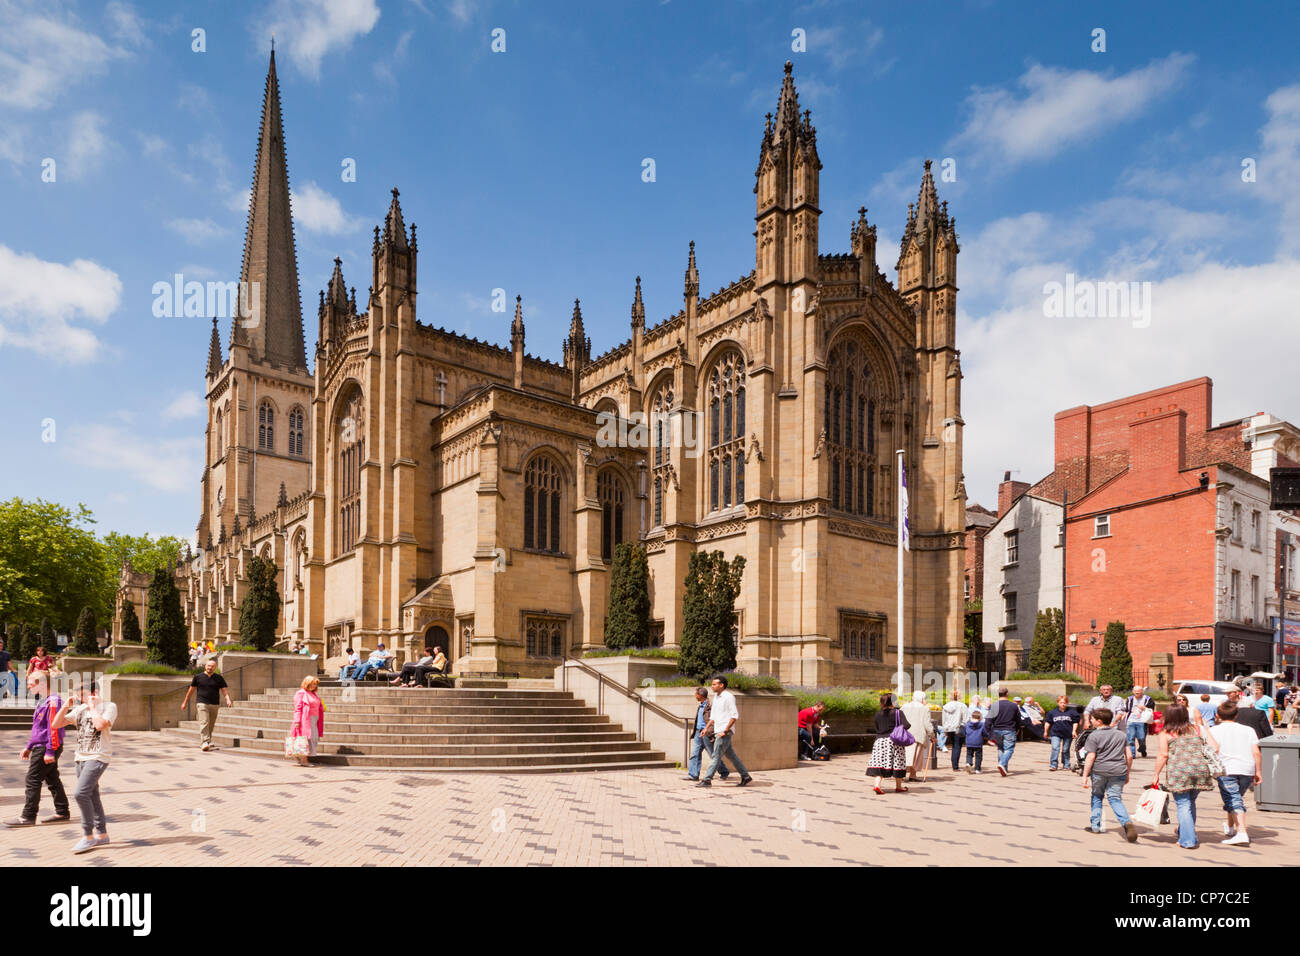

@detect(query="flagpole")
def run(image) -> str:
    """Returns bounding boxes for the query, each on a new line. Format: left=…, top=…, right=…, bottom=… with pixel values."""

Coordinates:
left=896, top=448, right=905, bottom=693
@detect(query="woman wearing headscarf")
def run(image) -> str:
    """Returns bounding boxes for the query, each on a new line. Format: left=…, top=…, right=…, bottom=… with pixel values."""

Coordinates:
left=866, top=693, right=911, bottom=795
left=900, top=690, right=933, bottom=782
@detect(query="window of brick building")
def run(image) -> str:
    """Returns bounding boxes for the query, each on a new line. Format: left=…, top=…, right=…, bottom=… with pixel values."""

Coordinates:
left=1004, top=592, right=1017, bottom=629
left=1094, top=515, right=1110, bottom=538
left=1251, top=575, right=1260, bottom=622
left=1231, top=504, right=1243, bottom=543
left=1005, top=530, right=1019, bottom=565
left=1229, top=570, right=1240, bottom=619
left=1251, top=510, right=1261, bottom=550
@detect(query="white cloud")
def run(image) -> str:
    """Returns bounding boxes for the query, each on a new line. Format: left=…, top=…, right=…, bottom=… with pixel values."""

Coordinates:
left=162, top=392, right=206, bottom=421
left=447, top=0, right=476, bottom=27
left=953, top=53, right=1193, bottom=169
left=226, top=187, right=252, bottom=214
left=63, top=111, right=113, bottom=180
left=291, top=181, right=361, bottom=234
left=67, top=423, right=203, bottom=493
left=1260, top=84, right=1300, bottom=257
left=374, top=28, right=414, bottom=84
left=105, top=1, right=148, bottom=47
left=165, top=217, right=230, bottom=244
left=0, top=245, right=121, bottom=363
left=137, top=132, right=167, bottom=158
left=0, top=3, right=129, bottom=110
left=805, top=22, right=883, bottom=71
left=259, top=0, right=381, bottom=79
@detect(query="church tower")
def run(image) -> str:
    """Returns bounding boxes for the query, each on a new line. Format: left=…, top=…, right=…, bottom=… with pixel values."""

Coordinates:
left=200, top=48, right=314, bottom=553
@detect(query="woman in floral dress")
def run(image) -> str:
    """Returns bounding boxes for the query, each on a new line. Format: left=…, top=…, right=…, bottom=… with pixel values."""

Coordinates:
left=1150, top=705, right=1220, bottom=849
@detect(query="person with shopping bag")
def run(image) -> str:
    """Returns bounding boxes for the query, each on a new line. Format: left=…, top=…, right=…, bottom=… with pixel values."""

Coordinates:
left=866, top=693, right=912, bottom=794
left=285, top=675, right=324, bottom=767
left=1148, top=705, right=1221, bottom=850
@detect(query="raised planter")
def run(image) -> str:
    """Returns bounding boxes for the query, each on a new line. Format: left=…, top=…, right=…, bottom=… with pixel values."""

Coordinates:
left=56, top=654, right=113, bottom=684
left=996, top=679, right=1093, bottom=700
left=102, top=674, right=194, bottom=731
left=110, top=643, right=147, bottom=666
left=217, top=651, right=318, bottom=701
left=580, top=655, right=680, bottom=692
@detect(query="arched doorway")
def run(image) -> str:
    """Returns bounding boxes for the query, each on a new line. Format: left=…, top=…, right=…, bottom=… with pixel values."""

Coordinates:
left=423, top=625, right=451, bottom=663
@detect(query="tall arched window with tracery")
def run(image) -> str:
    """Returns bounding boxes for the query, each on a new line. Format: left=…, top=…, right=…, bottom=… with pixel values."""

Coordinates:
left=650, top=380, right=674, bottom=527
left=597, top=469, right=627, bottom=562
left=258, top=400, right=275, bottom=450
left=213, top=408, right=223, bottom=461
left=707, top=351, right=745, bottom=513
left=335, top=388, right=364, bottom=556
left=288, top=406, right=305, bottom=456
left=824, top=335, right=881, bottom=518
left=524, top=454, right=563, bottom=554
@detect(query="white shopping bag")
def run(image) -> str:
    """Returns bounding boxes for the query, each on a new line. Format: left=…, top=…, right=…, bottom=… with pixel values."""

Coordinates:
left=1132, top=786, right=1169, bottom=826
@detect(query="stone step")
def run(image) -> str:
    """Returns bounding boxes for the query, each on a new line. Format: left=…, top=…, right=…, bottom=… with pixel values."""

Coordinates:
left=194, top=714, right=615, bottom=735
left=166, top=726, right=652, bottom=757
left=174, top=721, right=637, bottom=746
left=227, top=700, right=599, bottom=718
left=266, top=686, right=573, bottom=701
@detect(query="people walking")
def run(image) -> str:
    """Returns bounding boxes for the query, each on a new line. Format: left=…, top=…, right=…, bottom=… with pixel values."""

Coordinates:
left=1079, top=707, right=1138, bottom=841
left=1149, top=705, right=1219, bottom=850
left=940, top=691, right=969, bottom=771
left=686, top=687, right=731, bottom=781
left=1123, top=685, right=1154, bottom=758
left=1208, top=701, right=1262, bottom=847
left=696, top=676, right=752, bottom=788
left=28, top=645, right=52, bottom=674
left=286, top=676, right=324, bottom=766
left=180, top=658, right=233, bottom=751
left=6, top=670, right=70, bottom=827
left=0, top=637, right=15, bottom=699
left=1045, top=695, right=1080, bottom=771
left=52, top=682, right=117, bottom=854
left=986, top=688, right=1028, bottom=776
left=866, top=693, right=911, bottom=793
left=1195, top=694, right=1218, bottom=729
left=1083, top=685, right=1121, bottom=726
left=963, top=709, right=991, bottom=773
left=900, top=691, right=933, bottom=782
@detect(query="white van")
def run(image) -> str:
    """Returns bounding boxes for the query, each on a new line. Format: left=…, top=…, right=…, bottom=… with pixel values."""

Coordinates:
left=1172, top=679, right=1242, bottom=712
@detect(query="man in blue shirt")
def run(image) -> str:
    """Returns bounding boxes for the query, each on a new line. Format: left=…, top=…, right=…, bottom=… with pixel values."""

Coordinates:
left=683, top=686, right=731, bottom=782
left=987, top=688, right=1028, bottom=776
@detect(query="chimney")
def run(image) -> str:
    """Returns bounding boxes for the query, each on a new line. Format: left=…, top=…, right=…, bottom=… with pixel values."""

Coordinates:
left=1129, top=408, right=1187, bottom=473
left=998, top=471, right=1031, bottom=517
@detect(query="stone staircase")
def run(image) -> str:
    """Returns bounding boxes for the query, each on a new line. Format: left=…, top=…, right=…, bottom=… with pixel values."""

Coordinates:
left=161, top=683, right=675, bottom=773
left=0, top=705, right=35, bottom=732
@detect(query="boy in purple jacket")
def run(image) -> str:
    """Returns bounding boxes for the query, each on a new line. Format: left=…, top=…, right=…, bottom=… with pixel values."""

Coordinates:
left=5, top=670, right=70, bottom=826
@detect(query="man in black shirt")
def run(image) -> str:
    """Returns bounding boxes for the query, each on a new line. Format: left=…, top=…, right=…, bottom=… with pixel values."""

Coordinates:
left=180, top=658, right=233, bottom=751
left=987, top=688, right=1029, bottom=777
left=1226, top=688, right=1273, bottom=741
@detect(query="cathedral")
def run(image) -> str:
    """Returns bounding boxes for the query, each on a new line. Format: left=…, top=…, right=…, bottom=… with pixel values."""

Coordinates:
left=156, top=53, right=968, bottom=685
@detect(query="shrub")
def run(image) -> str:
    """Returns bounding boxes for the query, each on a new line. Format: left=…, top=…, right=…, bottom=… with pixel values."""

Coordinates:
left=679, top=551, right=745, bottom=680
left=73, top=606, right=99, bottom=655
left=603, top=543, right=650, bottom=651
left=1008, top=671, right=1084, bottom=682
left=789, top=686, right=881, bottom=718
left=106, top=661, right=195, bottom=676
left=583, top=647, right=678, bottom=660
left=145, top=565, right=188, bottom=669
left=1027, top=608, right=1065, bottom=674
left=647, top=671, right=782, bottom=693
left=1098, top=621, right=1133, bottom=691
left=238, top=555, right=281, bottom=652
left=118, top=601, right=142, bottom=644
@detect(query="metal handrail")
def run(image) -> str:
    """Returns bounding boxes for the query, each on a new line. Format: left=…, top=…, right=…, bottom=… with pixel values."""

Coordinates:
left=141, top=656, right=282, bottom=731
left=560, top=654, right=692, bottom=766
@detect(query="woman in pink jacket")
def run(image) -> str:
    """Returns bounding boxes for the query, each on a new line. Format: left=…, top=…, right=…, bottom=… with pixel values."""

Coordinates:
left=286, top=675, right=324, bottom=766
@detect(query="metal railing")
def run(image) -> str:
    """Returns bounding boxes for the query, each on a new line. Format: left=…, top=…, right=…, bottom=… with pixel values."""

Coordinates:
left=143, top=656, right=283, bottom=732
left=560, top=654, right=692, bottom=766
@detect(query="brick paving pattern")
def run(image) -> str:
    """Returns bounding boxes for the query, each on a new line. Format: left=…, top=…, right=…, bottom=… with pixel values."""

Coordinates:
left=3, top=731, right=1294, bottom=866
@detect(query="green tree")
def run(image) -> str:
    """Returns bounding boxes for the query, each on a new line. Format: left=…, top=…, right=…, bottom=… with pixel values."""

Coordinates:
left=963, top=599, right=982, bottom=652
left=679, top=551, right=746, bottom=680
left=14, top=623, right=34, bottom=661
left=39, top=617, right=57, bottom=657
left=1028, top=607, right=1065, bottom=673
left=145, top=566, right=189, bottom=669
left=1098, top=620, right=1134, bottom=690
left=73, top=606, right=99, bottom=655
left=604, top=543, right=650, bottom=651
left=119, top=600, right=142, bottom=644
left=238, top=555, right=282, bottom=652
left=96, top=531, right=186, bottom=629
left=0, top=498, right=103, bottom=631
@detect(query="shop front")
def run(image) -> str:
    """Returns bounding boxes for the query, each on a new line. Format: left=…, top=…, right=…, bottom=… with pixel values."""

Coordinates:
left=1275, top=618, right=1300, bottom=683
left=1215, top=622, right=1275, bottom=682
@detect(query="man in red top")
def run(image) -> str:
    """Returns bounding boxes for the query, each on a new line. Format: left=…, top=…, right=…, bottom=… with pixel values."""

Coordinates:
left=798, top=701, right=827, bottom=759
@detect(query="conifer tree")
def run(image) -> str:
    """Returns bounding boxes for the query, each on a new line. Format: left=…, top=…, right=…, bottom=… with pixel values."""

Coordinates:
left=15, top=623, right=34, bottom=661
left=119, top=600, right=142, bottom=644
left=39, top=617, right=57, bottom=657
left=1028, top=607, right=1065, bottom=673
left=1098, top=620, right=1134, bottom=690
left=238, top=555, right=281, bottom=652
left=679, top=551, right=746, bottom=680
left=145, top=566, right=189, bottom=669
left=604, top=543, right=650, bottom=651
left=72, top=606, right=99, bottom=655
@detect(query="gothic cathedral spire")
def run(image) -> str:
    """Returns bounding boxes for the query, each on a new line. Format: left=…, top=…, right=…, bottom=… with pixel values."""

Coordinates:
left=234, top=48, right=307, bottom=371
left=754, top=61, right=821, bottom=291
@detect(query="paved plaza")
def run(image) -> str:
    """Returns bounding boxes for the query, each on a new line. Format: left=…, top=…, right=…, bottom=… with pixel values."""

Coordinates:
left=3, top=730, right=1295, bottom=866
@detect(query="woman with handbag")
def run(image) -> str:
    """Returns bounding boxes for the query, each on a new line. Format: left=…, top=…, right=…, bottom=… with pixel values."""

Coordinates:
left=1149, top=705, right=1221, bottom=849
left=866, top=693, right=912, bottom=795
left=286, top=675, right=325, bottom=767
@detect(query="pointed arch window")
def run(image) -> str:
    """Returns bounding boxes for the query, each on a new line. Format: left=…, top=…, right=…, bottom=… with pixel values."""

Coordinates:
left=258, top=400, right=275, bottom=451
left=524, top=454, right=564, bottom=554
left=213, top=408, right=224, bottom=461
left=825, top=337, right=882, bottom=518
left=707, top=351, right=745, bottom=513
left=650, top=380, right=674, bottom=527
left=288, top=406, right=305, bottom=457
left=597, top=469, right=627, bottom=562
left=335, top=388, right=364, bottom=556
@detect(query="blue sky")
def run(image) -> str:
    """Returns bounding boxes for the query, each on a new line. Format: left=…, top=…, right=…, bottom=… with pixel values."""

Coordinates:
left=2, top=0, right=1298, bottom=539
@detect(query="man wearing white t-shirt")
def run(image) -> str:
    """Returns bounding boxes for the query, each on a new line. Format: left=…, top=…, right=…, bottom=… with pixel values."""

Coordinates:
left=696, top=675, right=753, bottom=788
left=52, top=683, right=117, bottom=855
left=1209, top=701, right=1262, bottom=847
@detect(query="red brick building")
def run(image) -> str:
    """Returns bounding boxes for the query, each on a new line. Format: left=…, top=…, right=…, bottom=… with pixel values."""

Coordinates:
left=1030, top=378, right=1277, bottom=683
left=964, top=503, right=996, bottom=603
